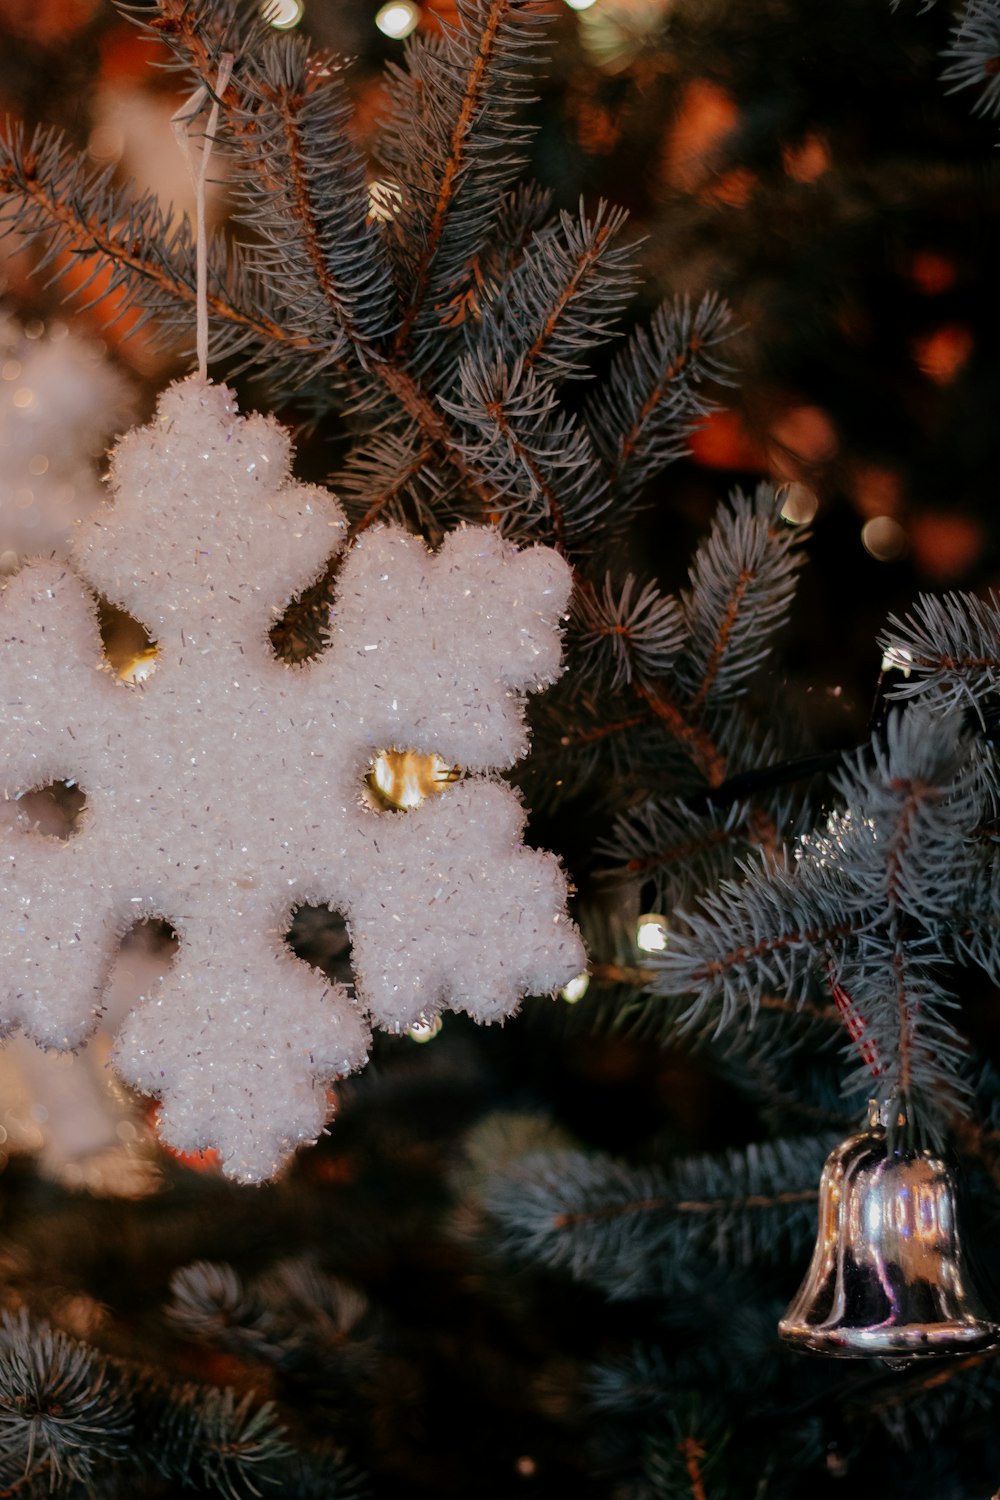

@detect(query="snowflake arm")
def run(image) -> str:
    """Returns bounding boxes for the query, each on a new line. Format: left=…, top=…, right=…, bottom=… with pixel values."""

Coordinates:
left=114, top=912, right=369, bottom=1183
left=0, top=563, right=117, bottom=796
left=72, top=380, right=347, bottom=659
left=313, top=522, right=572, bottom=771
left=344, top=780, right=584, bottom=1032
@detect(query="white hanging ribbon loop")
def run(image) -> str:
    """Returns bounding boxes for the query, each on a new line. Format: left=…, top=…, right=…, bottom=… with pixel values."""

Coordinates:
left=171, top=54, right=234, bottom=380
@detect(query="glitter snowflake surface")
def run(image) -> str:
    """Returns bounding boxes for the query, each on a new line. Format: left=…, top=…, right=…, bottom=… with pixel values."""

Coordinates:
left=0, top=379, right=584, bottom=1181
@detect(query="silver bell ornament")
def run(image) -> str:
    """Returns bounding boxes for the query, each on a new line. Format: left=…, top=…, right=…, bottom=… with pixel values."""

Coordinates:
left=779, top=1107, right=999, bottom=1359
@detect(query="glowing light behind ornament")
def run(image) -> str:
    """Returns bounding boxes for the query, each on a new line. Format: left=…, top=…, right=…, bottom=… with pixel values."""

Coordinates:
left=117, top=645, right=158, bottom=685
left=367, top=749, right=454, bottom=811
left=376, top=0, right=419, bottom=38
left=636, top=913, right=668, bottom=953
left=564, top=0, right=598, bottom=10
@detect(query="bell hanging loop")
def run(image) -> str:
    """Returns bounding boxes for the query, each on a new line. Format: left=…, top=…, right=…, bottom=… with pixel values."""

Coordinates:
left=779, top=1109, right=999, bottom=1359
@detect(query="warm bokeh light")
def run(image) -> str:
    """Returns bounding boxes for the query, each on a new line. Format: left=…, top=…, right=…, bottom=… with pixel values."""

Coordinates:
left=663, top=79, right=740, bottom=194
left=560, top=972, right=591, bottom=1004
left=87, top=123, right=125, bottom=164
left=912, top=324, right=973, bottom=386
left=261, top=0, right=304, bottom=26
left=908, top=512, right=985, bottom=583
left=850, top=464, right=903, bottom=521
left=782, top=134, right=830, bottom=184
left=780, top=482, right=818, bottom=526
left=366, top=749, right=454, bottom=811
left=768, top=405, right=837, bottom=471
left=408, top=1014, right=443, bottom=1043
left=368, top=178, right=402, bottom=222
left=117, top=645, right=158, bottom=685
left=636, top=913, right=668, bottom=954
left=376, top=0, right=420, bottom=38
left=880, top=645, right=913, bottom=676
left=861, top=515, right=907, bottom=562
left=908, top=252, right=956, bottom=297
left=689, top=409, right=768, bottom=471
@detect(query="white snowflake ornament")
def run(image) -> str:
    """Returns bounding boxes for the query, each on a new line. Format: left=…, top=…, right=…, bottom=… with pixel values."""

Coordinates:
left=0, top=377, right=584, bottom=1182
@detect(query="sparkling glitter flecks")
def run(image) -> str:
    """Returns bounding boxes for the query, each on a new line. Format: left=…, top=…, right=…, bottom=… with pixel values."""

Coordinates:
left=0, top=377, right=584, bottom=1184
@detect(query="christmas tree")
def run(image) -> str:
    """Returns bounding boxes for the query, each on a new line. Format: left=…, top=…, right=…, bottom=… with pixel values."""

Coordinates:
left=3, top=0, right=1000, bottom=1495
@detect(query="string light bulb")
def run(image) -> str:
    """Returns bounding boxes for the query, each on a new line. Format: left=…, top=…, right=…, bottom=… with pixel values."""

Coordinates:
left=408, top=1014, right=442, bottom=1043
left=780, top=482, right=818, bottom=526
left=376, top=0, right=420, bottom=38
left=861, top=515, right=906, bottom=562
left=636, top=913, right=668, bottom=954
left=880, top=645, right=913, bottom=678
left=560, top=972, right=590, bottom=1004
left=563, top=0, right=598, bottom=9
left=260, top=0, right=303, bottom=26
left=368, top=178, right=403, bottom=222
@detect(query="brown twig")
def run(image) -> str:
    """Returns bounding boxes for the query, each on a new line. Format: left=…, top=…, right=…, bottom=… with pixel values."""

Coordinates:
left=677, top=1436, right=709, bottom=1500
left=552, top=1186, right=818, bottom=1230
left=521, top=217, right=616, bottom=375
left=393, top=0, right=516, bottom=356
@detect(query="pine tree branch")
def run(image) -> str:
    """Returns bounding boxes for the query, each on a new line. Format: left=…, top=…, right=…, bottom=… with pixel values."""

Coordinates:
left=884, top=784, right=925, bottom=1101
left=348, top=443, right=437, bottom=535
left=483, top=1138, right=831, bottom=1296
left=880, top=592, right=1000, bottom=718
left=271, top=88, right=374, bottom=354
left=557, top=713, right=654, bottom=748
left=481, top=398, right=567, bottom=549
left=0, top=1459, right=52, bottom=1499
left=0, top=150, right=281, bottom=350
left=590, top=962, right=659, bottom=986
left=392, top=0, right=538, bottom=355
left=475, top=200, right=637, bottom=384
left=687, top=566, right=753, bottom=717
left=551, top=1186, right=819, bottom=1228
left=520, top=210, right=620, bottom=374
left=677, top=1436, right=709, bottom=1500
left=634, top=682, right=728, bottom=786
left=359, top=364, right=500, bottom=523
left=589, top=294, right=734, bottom=507
left=684, top=918, right=861, bottom=1014
left=676, top=485, right=804, bottom=711
left=617, top=822, right=741, bottom=876
left=605, top=334, right=695, bottom=487
left=943, top=0, right=1000, bottom=120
